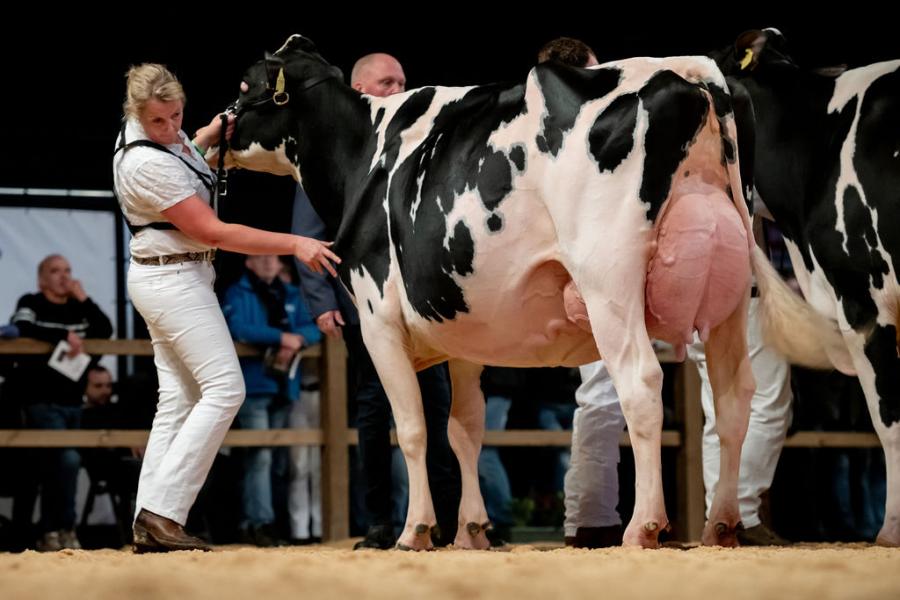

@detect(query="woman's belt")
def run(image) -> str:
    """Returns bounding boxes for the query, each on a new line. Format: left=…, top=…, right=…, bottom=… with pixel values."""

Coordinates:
left=132, top=249, right=216, bottom=266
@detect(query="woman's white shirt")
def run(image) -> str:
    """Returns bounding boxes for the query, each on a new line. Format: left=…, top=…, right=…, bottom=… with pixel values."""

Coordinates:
left=113, top=118, right=215, bottom=258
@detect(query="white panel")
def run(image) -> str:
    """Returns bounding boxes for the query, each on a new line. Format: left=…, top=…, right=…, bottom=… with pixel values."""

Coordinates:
left=0, top=207, right=120, bottom=374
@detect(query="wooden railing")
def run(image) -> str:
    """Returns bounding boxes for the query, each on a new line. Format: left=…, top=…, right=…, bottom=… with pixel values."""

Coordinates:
left=0, top=337, right=880, bottom=542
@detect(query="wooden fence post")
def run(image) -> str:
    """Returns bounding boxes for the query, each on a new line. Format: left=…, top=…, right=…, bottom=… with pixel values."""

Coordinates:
left=319, top=336, right=349, bottom=541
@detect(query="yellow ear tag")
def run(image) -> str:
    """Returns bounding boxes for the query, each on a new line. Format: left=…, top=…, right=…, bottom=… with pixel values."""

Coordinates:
left=740, top=49, right=754, bottom=71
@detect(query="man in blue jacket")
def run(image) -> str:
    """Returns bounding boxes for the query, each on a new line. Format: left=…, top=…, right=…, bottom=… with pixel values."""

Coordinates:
left=222, top=254, right=321, bottom=546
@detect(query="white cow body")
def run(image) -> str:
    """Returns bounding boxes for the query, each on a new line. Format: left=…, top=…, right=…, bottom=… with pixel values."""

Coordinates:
left=227, top=37, right=828, bottom=549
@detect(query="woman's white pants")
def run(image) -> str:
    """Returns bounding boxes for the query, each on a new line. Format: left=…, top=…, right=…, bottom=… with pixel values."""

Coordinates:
left=128, top=260, right=245, bottom=525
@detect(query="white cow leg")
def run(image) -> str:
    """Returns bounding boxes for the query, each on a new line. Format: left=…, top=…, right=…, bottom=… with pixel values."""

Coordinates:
left=445, top=360, right=491, bottom=549
left=363, top=325, right=436, bottom=551
left=614, top=350, right=667, bottom=548
left=841, top=328, right=900, bottom=547
left=701, top=294, right=754, bottom=546
left=584, top=299, right=667, bottom=548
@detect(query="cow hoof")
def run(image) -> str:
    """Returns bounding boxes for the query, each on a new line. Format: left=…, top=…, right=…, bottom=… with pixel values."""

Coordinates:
left=466, top=521, right=492, bottom=537
left=702, top=521, right=743, bottom=547
left=395, top=542, right=434, bottom=552
left=623, top=520, right=670, bottom=548
left=395, top=523, right=436, bottom=551
left=454, top=521, right=492, bottom=550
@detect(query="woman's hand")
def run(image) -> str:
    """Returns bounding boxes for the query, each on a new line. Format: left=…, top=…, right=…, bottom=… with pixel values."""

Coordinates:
left=294, top=237, right=340, bottom=277
left=193, top=113, right=235, bottom=152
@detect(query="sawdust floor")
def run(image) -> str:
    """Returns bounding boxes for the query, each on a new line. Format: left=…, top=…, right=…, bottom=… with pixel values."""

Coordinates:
left=1, top=540, right=898, bottom=600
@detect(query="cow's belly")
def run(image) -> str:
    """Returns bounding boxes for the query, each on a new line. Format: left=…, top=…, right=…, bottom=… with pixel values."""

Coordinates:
left=406, top=267, right=602, bottom=368
left=399, top=189, right=600, bottom=368
left=407, top=259, right=601, bottom=368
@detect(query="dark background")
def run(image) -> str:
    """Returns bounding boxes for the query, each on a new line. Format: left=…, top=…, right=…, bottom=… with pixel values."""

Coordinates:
left=4, top=12, right=898, bottom=199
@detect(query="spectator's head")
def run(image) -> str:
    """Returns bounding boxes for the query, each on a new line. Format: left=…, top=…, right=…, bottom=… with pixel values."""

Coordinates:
left=278, top=258, right=295, bottom=285
left=84, top=365, right=113, bottom=407
left=245, top=255, right=282, bottom=284
left=124, top=63, right=186, bottom=145
left=537, top=37, right=598, bottom=67
left=38, top=254, right=72, bottom=303
left=351, top=53, right=406, bottom=97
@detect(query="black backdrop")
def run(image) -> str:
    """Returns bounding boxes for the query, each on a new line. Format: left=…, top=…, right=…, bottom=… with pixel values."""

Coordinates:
left=5, top=11, right=898, bottom=194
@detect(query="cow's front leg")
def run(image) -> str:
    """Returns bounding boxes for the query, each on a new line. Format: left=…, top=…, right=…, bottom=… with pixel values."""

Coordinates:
left=701, top=293, right=754, bottom=546
left=362, top=322, right=437, bottom=551
left=446, top=360, right=491, bottom=549
left=840, top=325, right=900, bottom=547
left=584, top=297, right=667, bottom=548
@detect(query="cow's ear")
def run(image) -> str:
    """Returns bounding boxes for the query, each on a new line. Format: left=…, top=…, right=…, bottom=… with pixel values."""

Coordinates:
left=733, top=30, right=767, bottom=71
left=277, top=34, right=318, bottom=56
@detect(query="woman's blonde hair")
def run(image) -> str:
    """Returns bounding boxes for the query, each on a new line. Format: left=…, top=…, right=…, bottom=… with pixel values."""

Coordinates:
left=123, top=63, right=186, bottom=118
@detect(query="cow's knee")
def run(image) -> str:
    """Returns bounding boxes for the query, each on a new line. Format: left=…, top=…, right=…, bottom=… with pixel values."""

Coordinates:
left=396, top=423, right=428, bottom=458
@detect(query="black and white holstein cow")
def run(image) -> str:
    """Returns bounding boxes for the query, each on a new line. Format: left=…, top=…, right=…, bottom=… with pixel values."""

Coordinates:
left=715, top=28, right=900, bottom=546
left=224, top=34, right=826, bottom=549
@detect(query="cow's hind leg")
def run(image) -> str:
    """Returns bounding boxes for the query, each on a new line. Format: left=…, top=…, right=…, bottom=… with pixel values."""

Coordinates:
left=701, top=293, right=754, bottom=546
left=445, top=359, right=492, bottom=549
left=362, top=324, right=437, bottom=551
left=580, top=292, right=668, bottom=548
left=841, top=324, right=900, bottom=546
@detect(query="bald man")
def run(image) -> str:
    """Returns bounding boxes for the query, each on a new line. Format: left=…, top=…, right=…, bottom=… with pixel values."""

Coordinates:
left=291, top=53, right=460, bottom=550
left=350, top=53, right=406, bottom=97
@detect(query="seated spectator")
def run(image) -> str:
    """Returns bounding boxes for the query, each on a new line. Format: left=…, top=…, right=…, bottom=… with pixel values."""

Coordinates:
left=11, top=254, right=112, bottom=551
left=80, top=366, right=142, bottom=528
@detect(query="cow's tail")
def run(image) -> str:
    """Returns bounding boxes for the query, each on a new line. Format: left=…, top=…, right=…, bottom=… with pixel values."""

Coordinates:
left=751, top=245, right=856, bottom=375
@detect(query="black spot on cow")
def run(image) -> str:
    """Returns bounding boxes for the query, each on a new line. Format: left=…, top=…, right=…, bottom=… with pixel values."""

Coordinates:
left=285, top=137, right=300, bottom=166
left=589, top=92, right=638, bottom=173
left=824, top=183, right=891, bottom=331
left=382, top=88, right=438, bottom=172
left=387, top=83, right=527, bottom=322
left=865, top=324, right=900, bottom=426
left=843, top=186, right=890, bottom=290
left=477, top=151, right=514, bottom=212
left=487, top=213, right=502, bottom=232
left=338, top=166, right=391, bottom=298
left=373, top=107, right=386, bottom=129
left=445, top=221, right=475, bottom=277
left=536, top=65, right=622, bottom=157
left=724, top=78, right=756, bottom=213
left=707, top=82, right=732, bottom=120
left=367, top=299, right=373, bottom=315
left=509, top=145, right=526, bottom=171
left=803, top=98, right=881, bottom=329
left=854, top=67, right=900, bottom=287
left=638, top=71, right=709, bottom=222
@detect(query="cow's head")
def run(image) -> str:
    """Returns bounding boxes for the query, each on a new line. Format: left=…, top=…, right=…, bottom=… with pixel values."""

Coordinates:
left=226, top=34, right=343, bottom=179
left=712, top=28, right=799, bottom=78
